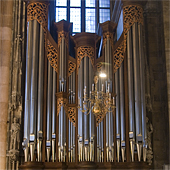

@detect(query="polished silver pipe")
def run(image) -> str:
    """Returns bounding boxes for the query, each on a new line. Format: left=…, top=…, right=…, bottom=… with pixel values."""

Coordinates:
left=119, top=64, right=125, bottom=141
left=47, top=61, right=52, bottom=141
left=23, top=20, right=33, bottom=151
left=138, top=23, right=147, bottom=143
left=84, top=57, right=89, bottom=141
left=115, top=69, right=120, bottom=162
left=30, top=20, right=39, bottom=161
left=115, top=70, right=120, bottom=136
left=37, top=24, right=44, bottom=162
left=60, top=106, right=64, bottom=161
left=120, top=64, right=125, bottom=162
left=138, top=23, right=146, bottom=161
left=133, top=23, right=142, bottom=161
left=58, top=108, right=61, bottom=161
left=37, top=24, right=44, bottom=134
left=132, top=23, right=142, bottom=140
left=127, top=27, right=135, bottom=137
left=127, top=27, right=135, bottom=162
left=52, top=69, right=56, bottom=134
left=79, top=59, right=83, bottom=138
left=70, top=122, right=73, bottom=161
left=30, top=20, right=39, bottom=136
left=46, top=61, right=52, bottom=162
left=52, top=68, right=56, bottom=162
left=63, top=109, right=66, bottom=162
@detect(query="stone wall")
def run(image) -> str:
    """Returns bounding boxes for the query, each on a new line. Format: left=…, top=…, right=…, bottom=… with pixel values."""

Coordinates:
left=144, top=0, right=169, bottom=168
left=0, top=0, right=14, bottom=169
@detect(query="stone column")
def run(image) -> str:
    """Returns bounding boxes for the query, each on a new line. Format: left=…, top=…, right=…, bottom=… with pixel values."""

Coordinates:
left=0, top=0, right=13, bottom=169
left=163, top=0, right=170, bottom=167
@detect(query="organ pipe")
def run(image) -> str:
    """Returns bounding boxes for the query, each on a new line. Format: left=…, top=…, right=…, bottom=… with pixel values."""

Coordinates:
left=37, top=24, right=44, bottom=162
left=46, top=60, right=52, bottom=162
left=23, top=20, right=33, bottom=162
left=30, top=20, right=39, bottom=161
left=138, top=23, right=147, bottom=161
left=115, top=69, right=120, bottom=162
left=127, top=27, right=135, bottom=162
left=132, top=22, right=142, bottom=161
left=119, top=63, right=125, bottom=162
left=132, top=23, right=142, bottom=138
left=52, top=68, right=56, bottom=162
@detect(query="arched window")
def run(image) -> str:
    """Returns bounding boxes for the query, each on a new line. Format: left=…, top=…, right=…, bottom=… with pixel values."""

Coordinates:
left=56, top=0, right=110, bottom=34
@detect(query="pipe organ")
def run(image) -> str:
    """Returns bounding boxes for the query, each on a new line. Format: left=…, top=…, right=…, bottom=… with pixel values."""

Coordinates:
left=20, top=0, right=152, bottom=169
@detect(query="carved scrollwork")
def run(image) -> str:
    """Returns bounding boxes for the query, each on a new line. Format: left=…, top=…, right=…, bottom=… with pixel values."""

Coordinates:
left=68, top=60, right=76, bottom=77
left=96, top=62, right=103, bottom=73
left=113, top=41, right=124, bottom=73
left=77, top=46, right=94, bottom=74
left=47, top=39, right=58, bottom=73
left=58, top=31, right=69, bottom=48
left=27, top=2, right=48, bottom=34
left=57, top=98, right=68, bottom=116
left=96, top=109, right=107, bottom=127
left=123, top=5, right=143, bottom=52
left=68, top=107, right=76, bottom=127
left=103, top=32, right=114, bottom=50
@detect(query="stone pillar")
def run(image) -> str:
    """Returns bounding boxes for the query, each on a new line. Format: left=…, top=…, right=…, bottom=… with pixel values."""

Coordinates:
left=163, top=0, right=170, bottom=166
left=0, top=0, right=13, bottom=169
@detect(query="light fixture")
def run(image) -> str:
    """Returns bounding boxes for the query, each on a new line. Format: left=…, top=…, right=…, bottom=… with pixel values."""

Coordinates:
left=99, top=72, right=107, bottom=78
left=78, top=75, right=115, bottom=117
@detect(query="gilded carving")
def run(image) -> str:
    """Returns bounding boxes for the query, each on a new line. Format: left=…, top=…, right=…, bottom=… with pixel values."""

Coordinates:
left=68, top=60, right=76, bottom=77
left=27, top=2, right=48, bottom=34
left=77, top=46, right=94, bottom=74
left=47, top=39, right=58, bottom=73
left=27, top=2, right=60, bottom=74
left=123, top=5, right=143, bottom=52
left=58, top=31, right=69, bottom=48
left=57, top=98, right=68, bottom=116
left=68, top=107, right=76, bottom=127
left=103, top=32, right=114, bottom=50
left=96, top=62, right=103, bottom=73
left=113, top=41, right=124, bottom=73
left=96, top=108, right=107, bottom=127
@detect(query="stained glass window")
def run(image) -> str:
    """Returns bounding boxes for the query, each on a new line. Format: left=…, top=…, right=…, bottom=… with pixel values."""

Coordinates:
left=70, top=0, right=81, bottom=7
left=99, top=9, right=110, bottom=23
left=86, top=0, right=95, bottom=7
left=56, top=0, right=67, bottom=6
left=56, top=8, right=67, bottom=22
left=70, top=8, right=81, bottom=32
left=55, top=0, right=110, bottom=34
left=86, top=9, right=95, bottom=33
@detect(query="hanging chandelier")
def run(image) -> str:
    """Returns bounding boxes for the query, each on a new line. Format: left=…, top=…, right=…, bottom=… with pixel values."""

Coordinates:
left=78, top=75, right=115, bottom=117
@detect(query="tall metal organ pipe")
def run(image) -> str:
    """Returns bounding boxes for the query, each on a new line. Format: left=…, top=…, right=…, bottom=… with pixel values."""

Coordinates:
left=138, top=23, right=147, bottom=161
left=52, top=68, right=56, bottom=162
left=132, top=22, right=142, bottom=161
left=115, top=69, right=120, bottom=162
left=119, top=63, right=125, bottom=162
left=84, top=56, right=89, bottom=161
left=46, top=61, right=52, bottom=162
left=23, top=20, right=33, bottom=162
left=89, top=59, right=94, bottom=162
left=30, top=20, right=39, bottom=161
left=127, top=27, right=135, bottom=162
left=37, top=24, right=44, bottom=162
